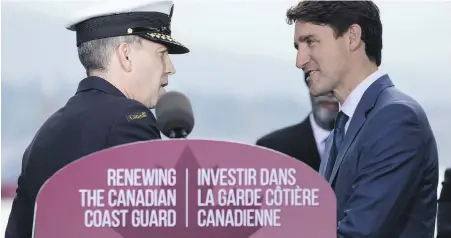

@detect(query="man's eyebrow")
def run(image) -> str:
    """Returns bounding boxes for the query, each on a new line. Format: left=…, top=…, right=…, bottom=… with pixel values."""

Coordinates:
left=297, top=34, right=315, bottom=42
left=158, top=47, right=168, bottom=52
left=294, top=34, right=315, bottom=49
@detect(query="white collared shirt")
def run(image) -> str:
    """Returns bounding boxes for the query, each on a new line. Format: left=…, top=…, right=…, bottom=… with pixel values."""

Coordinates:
left=309, top=113, right=332, bottom=160
left=340, top=69, right=385, bottom=133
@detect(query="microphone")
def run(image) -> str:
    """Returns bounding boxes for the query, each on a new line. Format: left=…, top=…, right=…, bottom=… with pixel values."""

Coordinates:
left=155, top=91, right=195, bottom=139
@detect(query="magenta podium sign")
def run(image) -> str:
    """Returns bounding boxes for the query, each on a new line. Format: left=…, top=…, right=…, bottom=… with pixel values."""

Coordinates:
left=33, top=140, right=336, bottom=238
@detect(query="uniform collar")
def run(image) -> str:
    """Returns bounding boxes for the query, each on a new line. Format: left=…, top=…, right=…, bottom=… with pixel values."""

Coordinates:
left=76, top=76, right=126, bottom=98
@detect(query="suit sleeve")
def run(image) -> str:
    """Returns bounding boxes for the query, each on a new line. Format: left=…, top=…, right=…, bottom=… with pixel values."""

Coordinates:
left=256, top=138, right=266, bottom=146
left=107, top=103, right=161, bottom=147
left=438, top=168, right=451, bottom=237
left=337, top=103, right=427, bottom=237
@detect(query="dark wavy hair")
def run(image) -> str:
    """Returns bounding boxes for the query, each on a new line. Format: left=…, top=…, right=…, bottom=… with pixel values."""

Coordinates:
left=286, top=0, right=383, bottom=66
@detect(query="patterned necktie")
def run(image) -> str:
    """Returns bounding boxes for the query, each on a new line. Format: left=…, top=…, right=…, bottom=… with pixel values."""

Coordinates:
left=324, top=111, right=349, bottom=180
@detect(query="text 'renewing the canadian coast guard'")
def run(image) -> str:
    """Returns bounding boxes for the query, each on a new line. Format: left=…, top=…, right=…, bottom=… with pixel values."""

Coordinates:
left=79, top=168, right=321, bottom=228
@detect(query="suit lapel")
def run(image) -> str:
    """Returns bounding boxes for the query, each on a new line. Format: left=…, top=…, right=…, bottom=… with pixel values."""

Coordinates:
left=328, top=75, right=394, bottom=184
left=328, top=109, right=366, bottom=184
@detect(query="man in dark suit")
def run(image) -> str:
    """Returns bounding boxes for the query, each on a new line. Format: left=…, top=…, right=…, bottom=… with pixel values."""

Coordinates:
left=286, top=1, right=438, bottom=237
left=438, top=168, right=451, bottom=237
left=5, top=1, right=189, bottom=238
left=256, top=73, right=339, bottom=171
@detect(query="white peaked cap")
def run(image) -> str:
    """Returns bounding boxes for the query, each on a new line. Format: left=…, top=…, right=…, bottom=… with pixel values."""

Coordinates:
left=65, top=0, right=189, bottom=54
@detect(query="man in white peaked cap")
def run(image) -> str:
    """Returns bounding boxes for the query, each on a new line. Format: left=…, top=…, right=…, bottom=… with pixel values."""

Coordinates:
left=5, top=1, right=188, bottom=237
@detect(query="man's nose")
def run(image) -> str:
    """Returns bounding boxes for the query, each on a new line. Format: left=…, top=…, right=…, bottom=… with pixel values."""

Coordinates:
left=164, top=55, right=176, bottom=76
left=296, top=47, right=310, bottom=69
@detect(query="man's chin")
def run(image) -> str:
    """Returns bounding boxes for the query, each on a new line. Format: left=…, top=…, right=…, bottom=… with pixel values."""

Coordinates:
left=158, top=87, right=167, bottom=97
left=314, top=109, right=338, bottom=124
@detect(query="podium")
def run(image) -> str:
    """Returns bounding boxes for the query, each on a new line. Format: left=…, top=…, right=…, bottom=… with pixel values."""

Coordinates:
left=33, top=140, right=336, bottom=238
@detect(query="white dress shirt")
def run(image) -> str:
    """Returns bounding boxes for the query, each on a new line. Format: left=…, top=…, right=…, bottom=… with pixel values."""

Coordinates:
left=309, top=113, right=332, bottom=161
left=340, top=69, right=385, bottom=133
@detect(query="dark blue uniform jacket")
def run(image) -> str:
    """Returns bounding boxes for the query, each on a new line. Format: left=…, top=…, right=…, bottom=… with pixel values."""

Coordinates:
left=5, top=76, right=161, bottom=238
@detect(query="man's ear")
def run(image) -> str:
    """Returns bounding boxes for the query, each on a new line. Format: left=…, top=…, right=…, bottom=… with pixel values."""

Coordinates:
left=116, top=43, right=132, bottom=72
left=347, top=24, right=363, bottom=52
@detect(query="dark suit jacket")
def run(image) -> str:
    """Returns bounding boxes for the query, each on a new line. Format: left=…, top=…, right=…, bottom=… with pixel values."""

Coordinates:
left=438, top=168, right=451, bottom=238
left=256, top=116, right=321, bottom=171
left=5, top=77, right=161, bottom=238
left=324, top=75, right=439, bottom=238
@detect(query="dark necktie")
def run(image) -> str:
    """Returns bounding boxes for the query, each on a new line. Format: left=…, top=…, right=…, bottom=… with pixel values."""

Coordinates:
left=324, top=111, right=349, bottom=180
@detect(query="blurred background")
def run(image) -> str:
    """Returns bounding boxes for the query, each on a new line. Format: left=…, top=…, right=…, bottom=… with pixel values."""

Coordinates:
left=1, top=0, right=451, bottom=234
